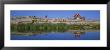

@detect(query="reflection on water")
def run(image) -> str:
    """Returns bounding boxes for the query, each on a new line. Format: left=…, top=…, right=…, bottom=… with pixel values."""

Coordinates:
left=73, top=31, right=85, bottom=40
left=11, top=30, right=100, bottom=40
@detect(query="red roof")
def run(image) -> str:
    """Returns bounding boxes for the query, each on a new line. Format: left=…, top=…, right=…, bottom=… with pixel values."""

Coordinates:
left=74, top=13, right=81, bottom=19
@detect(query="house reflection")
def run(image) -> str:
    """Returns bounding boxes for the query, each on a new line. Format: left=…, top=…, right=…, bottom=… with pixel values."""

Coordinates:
left=72, top=31, right=86, bottom=40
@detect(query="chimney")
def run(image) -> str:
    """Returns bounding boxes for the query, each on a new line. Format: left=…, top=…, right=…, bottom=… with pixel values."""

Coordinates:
left=45, top=16, right=47, bottom=18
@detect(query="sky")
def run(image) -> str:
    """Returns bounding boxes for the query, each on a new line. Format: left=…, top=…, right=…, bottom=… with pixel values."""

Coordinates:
left=11, top=10, right=100, bottom=20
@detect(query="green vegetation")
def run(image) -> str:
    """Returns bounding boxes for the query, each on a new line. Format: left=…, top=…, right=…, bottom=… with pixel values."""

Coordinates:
left=11, top=23, right=100, bottom=33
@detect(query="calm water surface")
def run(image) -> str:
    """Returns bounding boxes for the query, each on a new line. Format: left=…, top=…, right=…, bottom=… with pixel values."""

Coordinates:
left=11, top=31, right=100, bottom=40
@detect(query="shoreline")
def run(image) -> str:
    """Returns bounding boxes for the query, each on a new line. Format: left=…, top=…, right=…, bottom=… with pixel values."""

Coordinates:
left=11, top=30, right=100, bottom=35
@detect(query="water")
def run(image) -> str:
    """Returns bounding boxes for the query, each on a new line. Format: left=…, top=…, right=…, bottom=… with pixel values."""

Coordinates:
left=11, top=30, right=100, bottom=40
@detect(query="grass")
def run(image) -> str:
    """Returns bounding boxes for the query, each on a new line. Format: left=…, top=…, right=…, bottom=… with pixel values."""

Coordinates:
left=11, top=23, right=100, bottom=33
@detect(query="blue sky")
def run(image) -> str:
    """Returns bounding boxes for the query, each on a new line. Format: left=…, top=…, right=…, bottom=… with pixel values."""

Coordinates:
left=11, top=10, right=100, bottom=20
